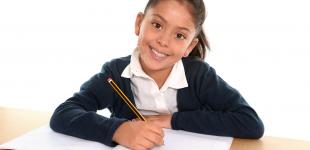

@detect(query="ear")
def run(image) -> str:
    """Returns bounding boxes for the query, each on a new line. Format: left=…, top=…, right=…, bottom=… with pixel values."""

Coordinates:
left=183, top=38, right=199, bottom=57
left=135, top=12, right=144, bottom=36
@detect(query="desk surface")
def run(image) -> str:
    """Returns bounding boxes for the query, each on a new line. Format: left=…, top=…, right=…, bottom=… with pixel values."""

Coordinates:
left=0, top=106, right=51, bottom=144
left=1, top=107, right=310, bottom=150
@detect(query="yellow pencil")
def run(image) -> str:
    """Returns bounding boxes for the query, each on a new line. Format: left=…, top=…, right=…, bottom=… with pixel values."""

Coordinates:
left=107, top=77, right=146, bottom=121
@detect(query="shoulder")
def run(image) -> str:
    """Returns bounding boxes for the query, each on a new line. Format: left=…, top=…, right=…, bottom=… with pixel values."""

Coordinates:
left=182, top=57, right=211, bottom=75
left=101, top=55, right=131, bottom=73
left=181, top=57, right=219, bottom=88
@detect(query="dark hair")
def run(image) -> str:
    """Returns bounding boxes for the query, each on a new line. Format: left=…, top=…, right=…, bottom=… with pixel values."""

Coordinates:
left=144, top=0, right=210, bottom=60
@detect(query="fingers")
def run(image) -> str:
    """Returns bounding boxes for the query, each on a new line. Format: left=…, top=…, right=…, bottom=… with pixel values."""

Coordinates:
left=149, top=124, right=165, bottom=139
left=136, top=136, right=162, bottom=150
left=135, top=121, right=165, bottom=149
left=144, top=121, right=165, bottom=146
left=144, top=131, right=164, bottom=146
left=133, top=130, right=163, bottom=150
left=113, top=120, right=165, bottom=150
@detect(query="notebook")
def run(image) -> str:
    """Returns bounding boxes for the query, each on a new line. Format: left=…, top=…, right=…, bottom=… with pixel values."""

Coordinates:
left=1, top=125, right=233, bottom=150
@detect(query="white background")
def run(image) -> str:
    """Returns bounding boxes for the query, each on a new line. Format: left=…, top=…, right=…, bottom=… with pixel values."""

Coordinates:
left=1, top=0, right=310, bottom=141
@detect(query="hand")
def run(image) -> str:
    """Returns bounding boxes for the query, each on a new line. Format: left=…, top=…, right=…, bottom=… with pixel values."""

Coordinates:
left=112, top=120, right=164, bottom=150
left=145, top=114, right=172, bottom=129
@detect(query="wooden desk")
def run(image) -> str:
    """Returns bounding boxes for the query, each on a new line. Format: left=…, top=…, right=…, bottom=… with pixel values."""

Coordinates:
left=0, top=106, right=51, bottom=144
left=1, top=107, right=310, bottom=150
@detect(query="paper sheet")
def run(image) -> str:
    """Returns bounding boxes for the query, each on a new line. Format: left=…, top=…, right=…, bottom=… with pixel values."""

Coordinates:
left=1, top=125, right=233, bottom=150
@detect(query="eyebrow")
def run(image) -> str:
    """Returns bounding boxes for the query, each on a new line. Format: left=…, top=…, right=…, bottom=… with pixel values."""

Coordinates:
left=152, top=14, right=191, bottom=33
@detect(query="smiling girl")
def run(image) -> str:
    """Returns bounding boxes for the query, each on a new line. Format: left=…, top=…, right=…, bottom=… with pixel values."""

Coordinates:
left=50, top=0, right=264, bottom=149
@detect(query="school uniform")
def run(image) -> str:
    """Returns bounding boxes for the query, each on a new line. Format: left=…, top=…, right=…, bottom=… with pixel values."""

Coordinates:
left=50, top=50, right=264, bottom=147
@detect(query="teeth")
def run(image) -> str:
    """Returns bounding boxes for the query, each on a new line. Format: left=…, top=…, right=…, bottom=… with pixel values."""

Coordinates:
left=151, top=49, right=167, bottom=58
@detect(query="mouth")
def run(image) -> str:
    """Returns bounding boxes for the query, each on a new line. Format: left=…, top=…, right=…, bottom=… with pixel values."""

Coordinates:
left=149, top=46, right=168, bottom=60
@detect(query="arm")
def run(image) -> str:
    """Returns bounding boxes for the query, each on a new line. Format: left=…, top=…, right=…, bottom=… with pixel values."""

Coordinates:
left=171, top=64, right=264, bottom=139
left=50, top=64, right=127, bottom=146
left=50, top=61, right=165, bottom=149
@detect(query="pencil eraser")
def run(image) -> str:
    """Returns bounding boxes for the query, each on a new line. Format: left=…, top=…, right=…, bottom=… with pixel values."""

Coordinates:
left=107, top=77, right=112, bottom=82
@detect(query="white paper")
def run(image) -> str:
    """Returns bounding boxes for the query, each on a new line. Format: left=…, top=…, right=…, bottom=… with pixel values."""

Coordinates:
left=1, top=125, right=233, bottom=150
left=113, top=129, right=233, bottom=150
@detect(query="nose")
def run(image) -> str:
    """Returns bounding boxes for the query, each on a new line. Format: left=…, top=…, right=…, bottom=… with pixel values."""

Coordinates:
left=157, top=33, right=169, bottom=47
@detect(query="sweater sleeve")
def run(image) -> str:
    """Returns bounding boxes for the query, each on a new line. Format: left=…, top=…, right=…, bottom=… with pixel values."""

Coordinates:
left=171, top=63, right=264, bottom=139
left=50, top=63, right=127, bottom=147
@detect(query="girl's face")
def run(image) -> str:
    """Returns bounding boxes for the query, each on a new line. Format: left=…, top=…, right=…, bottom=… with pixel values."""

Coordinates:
left=135, top=0, right=198, bottom=75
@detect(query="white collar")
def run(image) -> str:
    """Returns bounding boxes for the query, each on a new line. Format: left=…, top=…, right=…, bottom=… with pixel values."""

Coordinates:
left=121, top=48, right=188, bottom=90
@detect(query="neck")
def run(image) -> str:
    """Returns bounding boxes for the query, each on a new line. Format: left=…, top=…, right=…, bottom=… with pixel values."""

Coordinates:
left=143, top=67, right=173, bottom=89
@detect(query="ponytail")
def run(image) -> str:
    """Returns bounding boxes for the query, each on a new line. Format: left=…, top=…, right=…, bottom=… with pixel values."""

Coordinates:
left=189, top=29, right=210, bottom=60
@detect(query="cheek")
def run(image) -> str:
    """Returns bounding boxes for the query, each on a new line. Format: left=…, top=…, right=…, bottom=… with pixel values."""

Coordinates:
left=137, top=32, right=146, bottom=46
left=141, top=25, right=158, bottom=40
left=172, top=41, right=191, bottom=52
left=137, top=30, right=147, bottom=43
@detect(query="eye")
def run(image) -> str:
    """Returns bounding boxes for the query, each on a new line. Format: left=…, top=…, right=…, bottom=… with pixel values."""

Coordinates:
left=176, top=33, right=186, bottom=40
left=152, top=22, right=162, bottom=30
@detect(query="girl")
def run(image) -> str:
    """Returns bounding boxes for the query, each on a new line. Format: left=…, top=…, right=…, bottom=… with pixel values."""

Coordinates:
left=50, top=0, right=264, bottom=149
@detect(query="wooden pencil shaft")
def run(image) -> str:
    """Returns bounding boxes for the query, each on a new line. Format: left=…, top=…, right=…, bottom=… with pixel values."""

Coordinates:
left=107, top=78, right=146, bottom=121
left=110, top=81, right=138, bottom=111
left=110, top=84, right=143, bottom=120
left=110, top=81, right=145, bottom=121
left=109, top=81, right=145, bottom=121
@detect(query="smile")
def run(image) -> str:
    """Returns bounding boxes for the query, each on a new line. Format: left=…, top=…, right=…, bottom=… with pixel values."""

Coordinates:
left=150, top=47, right=168, bottom=60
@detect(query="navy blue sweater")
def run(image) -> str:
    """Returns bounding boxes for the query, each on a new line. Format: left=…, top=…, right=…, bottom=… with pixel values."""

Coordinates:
left=50, top=56, right=264, bottom=147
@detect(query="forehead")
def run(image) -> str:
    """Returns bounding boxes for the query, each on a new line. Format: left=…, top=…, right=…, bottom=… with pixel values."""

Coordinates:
left=145, top=0, right=196, bottom=31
